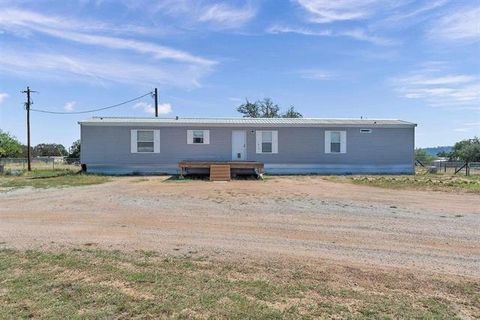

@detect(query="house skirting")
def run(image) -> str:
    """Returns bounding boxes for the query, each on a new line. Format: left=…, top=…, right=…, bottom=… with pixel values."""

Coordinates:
left=84, top=163, right=414, bottom=175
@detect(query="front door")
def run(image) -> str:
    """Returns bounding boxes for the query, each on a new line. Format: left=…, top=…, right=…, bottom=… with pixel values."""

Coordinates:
left=232, top=130, right=246, bottom=160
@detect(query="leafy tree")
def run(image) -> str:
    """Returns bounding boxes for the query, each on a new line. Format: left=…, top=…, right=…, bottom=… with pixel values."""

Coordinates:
left=451, top=137, right=480, bottom=163
left=33, top=143, right=68, bottom=157
left=237, top=98, right=302, bottom=118
left=282, top=106, right=303, bottom=118
left=68, top=140, right=81, bottom=159
left=436, top=151, right=452, bottom=158
left=0, top=130, right=22, bottom=158
left=415, top=148, right=435, bottom=164
left=236, top=99, right=261, bottom=118
left=259, top=98, right=280, bottom=118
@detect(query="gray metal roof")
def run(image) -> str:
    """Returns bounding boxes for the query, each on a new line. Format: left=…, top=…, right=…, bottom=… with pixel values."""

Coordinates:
left=79, top=117, right=416, bottom=127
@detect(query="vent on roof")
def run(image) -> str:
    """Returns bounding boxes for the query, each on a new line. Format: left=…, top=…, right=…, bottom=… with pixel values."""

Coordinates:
left=360, top=129, right=372, bottom=134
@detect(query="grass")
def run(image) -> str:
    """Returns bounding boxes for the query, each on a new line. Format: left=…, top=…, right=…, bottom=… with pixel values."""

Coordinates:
left=0, top=169, right=110, bottom=190
left=0, top=248, right=477, bottom=319
left=326, top=172, right=480, bottom=193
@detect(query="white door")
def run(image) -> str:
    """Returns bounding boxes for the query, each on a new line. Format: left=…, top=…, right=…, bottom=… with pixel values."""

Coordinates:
left=232, top=130, right=246, bottom=160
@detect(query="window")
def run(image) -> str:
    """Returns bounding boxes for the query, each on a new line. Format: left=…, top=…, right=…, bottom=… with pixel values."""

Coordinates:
left=187, top=130, right=210, bottom=144
left=193, top=130, right=204, bottom=144
left=330, top=132, right=341, bottom=153
left=262, top=131, right=272, bottom=153
left=325, top=131, right=346, bottom=154
left=256, top=130, right=278, bottom=154
left=137, top=130, right=154, bottom=152
left=131, top=130, right=160, bottom=153
left=360, top=129, right=372, bottom=134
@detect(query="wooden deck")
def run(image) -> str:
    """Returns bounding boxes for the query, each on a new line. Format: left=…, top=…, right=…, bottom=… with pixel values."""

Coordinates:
left=178, top=161, right=264, bottom=180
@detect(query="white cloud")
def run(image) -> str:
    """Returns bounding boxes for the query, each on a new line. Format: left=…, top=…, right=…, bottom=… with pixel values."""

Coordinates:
left=228, top=97, right=243, bottom=102
left=64, top=101, right=76, bottom=112
left=134, top=101, right=172, bottom=115
left=0, top=49, right=211, bottom=88
left=428, top=6, right=480, bottom=42
left=453, top=128, right=470, bottom=132
left=198, top=3, right=256, bottom=28
left=0, top=9, right=215, bottom=66
left=0, top=93, right=8, bottom=104
left=392, top=66, right=480, bottom=109
left=294, top=0, right=387, bottom=23
left=267, top=24, right=394, bottom=46
left=297, top=69, right=334, bottom=80
left=154, top=0, right=256, bottom=29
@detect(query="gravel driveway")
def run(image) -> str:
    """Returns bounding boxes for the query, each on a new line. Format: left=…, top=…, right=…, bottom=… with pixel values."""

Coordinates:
left=0, top=176, right=479, bottom=277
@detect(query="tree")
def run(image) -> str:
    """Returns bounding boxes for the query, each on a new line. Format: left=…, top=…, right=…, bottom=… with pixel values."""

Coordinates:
left=236, top=99, right=261, bottom=118
left=33, top=143, right=68, bottom=157
left=436, top=150, right=452, bottom=158
left=0, top=130, right=22, bottom=158
left=259, top=98, right=280, bottom=118
left=282, top=106, right=303, bottom=118
left=236, top=98, right=302, bottom=118
left=452, top=137, right=480, bottom=163
left=415, top=148, right=435, bottom=164
left=68, top=140, right=81, bottom=159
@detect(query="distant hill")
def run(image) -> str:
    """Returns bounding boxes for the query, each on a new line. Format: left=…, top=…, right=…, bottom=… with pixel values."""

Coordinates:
left=421, top=146, right=453, bottom=156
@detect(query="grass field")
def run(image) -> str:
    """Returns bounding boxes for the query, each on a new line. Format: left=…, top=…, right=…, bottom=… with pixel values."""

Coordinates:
left=0, top=248, right=477, bottom=319
left=0, top=169, right=110, bottom=190
left=326, top=173, right=480, bottom=193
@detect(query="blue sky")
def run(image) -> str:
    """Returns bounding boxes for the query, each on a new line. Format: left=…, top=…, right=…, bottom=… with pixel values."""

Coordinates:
left=0, top=0, right=479, bottom=148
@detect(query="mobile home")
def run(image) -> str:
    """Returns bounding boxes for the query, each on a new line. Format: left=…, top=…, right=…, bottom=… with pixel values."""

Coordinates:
left=79, top=117, right=416, bottom=175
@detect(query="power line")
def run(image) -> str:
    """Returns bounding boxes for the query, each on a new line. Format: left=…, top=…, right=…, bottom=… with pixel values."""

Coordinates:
left=30, top=91, right=153, bottom=115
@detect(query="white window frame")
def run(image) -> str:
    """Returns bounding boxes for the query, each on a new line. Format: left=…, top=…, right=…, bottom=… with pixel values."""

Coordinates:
left=130, top=129, right=160, bottom=153
left=256, top=130, right=278, bottom=154
left=187, top=130, right=210, bottom=145
left=325, top=131, right=346, bottom=154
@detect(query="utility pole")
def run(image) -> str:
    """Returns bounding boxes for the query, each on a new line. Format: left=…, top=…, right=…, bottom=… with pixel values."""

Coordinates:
left=22, top=86, right=36, bottom=171
left=154, top=88, right=158, bottom=117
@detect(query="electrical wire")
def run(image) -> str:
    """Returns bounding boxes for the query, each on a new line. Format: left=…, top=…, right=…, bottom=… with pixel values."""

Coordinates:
left=30, top=91, right=153, bottom=115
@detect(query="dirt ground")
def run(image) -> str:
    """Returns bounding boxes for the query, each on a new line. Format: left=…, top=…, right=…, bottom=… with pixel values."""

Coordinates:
left=0, top=176, right=479, bottom=278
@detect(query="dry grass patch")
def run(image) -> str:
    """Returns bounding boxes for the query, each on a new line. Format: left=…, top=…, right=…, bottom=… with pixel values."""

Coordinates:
left=0, top=248, right=478, bottom=319
left=0, top=169, right=110, bottom=190
left=326, top=174, right=480, bottom=193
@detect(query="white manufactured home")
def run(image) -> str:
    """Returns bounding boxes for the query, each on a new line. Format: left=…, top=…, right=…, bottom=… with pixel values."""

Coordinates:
left=79, top=117, right=416, bottom=175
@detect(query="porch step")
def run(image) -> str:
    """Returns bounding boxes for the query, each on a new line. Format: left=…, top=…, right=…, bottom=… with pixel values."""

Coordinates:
left=210, top=165, right=231, bottom=181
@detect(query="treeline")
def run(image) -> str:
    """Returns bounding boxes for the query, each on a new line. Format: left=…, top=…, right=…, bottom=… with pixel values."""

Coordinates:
left=0, top=130, right=80, bottom=159
left=416, top=137, right=480, bottom=164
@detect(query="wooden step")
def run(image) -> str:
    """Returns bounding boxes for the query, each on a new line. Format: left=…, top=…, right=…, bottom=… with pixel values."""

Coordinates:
left=210, top=165, right=231, bottom=181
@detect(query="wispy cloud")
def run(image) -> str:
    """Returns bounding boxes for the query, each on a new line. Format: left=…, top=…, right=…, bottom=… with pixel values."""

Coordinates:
left=428, top=5, right=480, bottom=43
left=297, top=69, right=334, bottom=80
left=64, top=101, right=76, bottom=112
left=0, top=49, right=211, bottom=88
left=134, top=101, right=172, bottom=115
left=293, top=0, right=389, bottom=23
left=267, top=25, right=395, bottom=46
left=392, top=65, right=480, bottom=109
left=155, top=0, right=256, bottom=29
left=0, top=9, right=216, bottom=66
left=198, top=3, right=256, bottom=28
left=0, top=93, right=8, bottom=105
